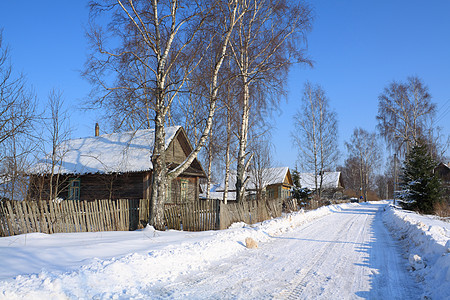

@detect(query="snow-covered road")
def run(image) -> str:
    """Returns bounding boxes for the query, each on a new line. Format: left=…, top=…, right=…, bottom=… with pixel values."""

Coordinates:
left=149, top=203, right=421, bottom=299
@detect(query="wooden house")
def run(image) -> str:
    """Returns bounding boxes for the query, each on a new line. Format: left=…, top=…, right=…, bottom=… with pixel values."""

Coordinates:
left=434, top=162, right=450, bottom=200
left=299, top=172, right=344, bottom=190
left=29, top=126, right=206, bottom=203
left=214, top=167, right=293, bottom=200
left=299, top=171, right=344, bottom=199
left=435, top=162, right=450, bottom=183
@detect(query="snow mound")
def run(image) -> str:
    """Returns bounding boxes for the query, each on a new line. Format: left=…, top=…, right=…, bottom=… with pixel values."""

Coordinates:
left=383, top=205, right=450, bottom=299
left=408, top=254, right=425, bottom=270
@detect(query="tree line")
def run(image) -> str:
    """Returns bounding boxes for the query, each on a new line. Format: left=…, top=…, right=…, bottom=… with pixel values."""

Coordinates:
left=292, top=75, right=448, bottom=214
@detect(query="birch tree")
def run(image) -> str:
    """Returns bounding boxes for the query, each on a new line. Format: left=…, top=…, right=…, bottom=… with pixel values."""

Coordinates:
left=337, top=156, right=361, bottom=198
left=0, top=30, right=36, bottom=162
left=248, top=136, right=274, bottom=200
left=292, top=82, right=338, bottom=199
left=345, top=128, right=382, bottom=201
left=84, top=0, right=241, bottom=229
left=0, top=29, right=37, bottom=201
left=230, top=0, right=313, bottom=202
left=219, top=70, right=240, bottom=203
left=377, top=76, right=436, bottom=157
left=44, top=89, right=72, bottom=201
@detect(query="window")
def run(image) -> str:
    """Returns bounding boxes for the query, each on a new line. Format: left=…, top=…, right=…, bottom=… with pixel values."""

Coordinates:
left=181, top=179, right=188, bottom=203
left=281, top=188, right=290, bottom=199
left=267, top=188, right=274, bottom=199
left=166, top=180, right=172, bottom=203
left=68, top=179, right=81, bottom=200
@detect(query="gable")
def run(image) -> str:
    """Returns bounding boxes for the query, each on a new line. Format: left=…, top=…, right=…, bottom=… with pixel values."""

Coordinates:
left=166, top=128, right=193, bottom=164
left=283, top=169, right=293, bottom=186
left=165, top=127, right=206, bottom=177
left=435, top=163, right=450, bottom=181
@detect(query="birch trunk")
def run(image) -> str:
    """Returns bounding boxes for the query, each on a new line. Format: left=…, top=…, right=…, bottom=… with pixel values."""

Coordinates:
left=236, top=79, right=250, bottom=203
left=206, top=128, right=213, bottom=200
left=223, top=104, right=233, bottom=204
left=150, top=109, right=168, bottom=230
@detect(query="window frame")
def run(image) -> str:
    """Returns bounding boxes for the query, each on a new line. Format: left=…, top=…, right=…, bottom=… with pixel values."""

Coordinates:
left=180, top=179, right=188, bottom=203
left=68, top=178, right=81, bottom=201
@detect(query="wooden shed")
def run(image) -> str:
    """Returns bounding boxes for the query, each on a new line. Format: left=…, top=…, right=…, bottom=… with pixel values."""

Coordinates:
left=29, top=126, right=206, bottom=203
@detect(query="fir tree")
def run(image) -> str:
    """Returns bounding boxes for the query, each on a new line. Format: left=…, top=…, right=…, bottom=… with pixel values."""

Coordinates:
left=291, top=169, right=311, bottom=204
left=399, top=140, right=441, bottom=214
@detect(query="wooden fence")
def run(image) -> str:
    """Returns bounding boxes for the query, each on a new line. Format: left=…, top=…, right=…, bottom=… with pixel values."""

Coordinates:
left=218, top=198, right=284, bottom=230
left=164, top=200, right=220, bottom=231
left=0, top=199, right=150, bottom=237
left=0, top=197, right=292, bottom=236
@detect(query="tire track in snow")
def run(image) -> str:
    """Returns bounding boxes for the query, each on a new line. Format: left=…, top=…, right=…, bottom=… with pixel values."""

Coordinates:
left=276, top=205, right=421, bottom=300
left=276, top=214, right=358, bottom=299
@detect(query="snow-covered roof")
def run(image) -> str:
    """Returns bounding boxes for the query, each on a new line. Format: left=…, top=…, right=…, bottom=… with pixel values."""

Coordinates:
left=299, top=172, right=342, bottom=190
left=218, top=167, right=291, bottom=191
left=33, top=126, right=181, bottom=175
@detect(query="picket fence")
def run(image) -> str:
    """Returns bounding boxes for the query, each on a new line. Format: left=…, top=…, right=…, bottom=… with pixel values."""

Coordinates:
left=0, top=199, right=149, bottom=237
left=0, top=198, right=295, bottom=237
left=219, top=198, right=284, bottom=229
left=164, top=200, right=220, bottom=231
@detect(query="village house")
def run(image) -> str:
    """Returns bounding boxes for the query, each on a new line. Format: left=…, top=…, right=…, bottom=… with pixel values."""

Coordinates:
left=29, top=126, right=206, bottom=203
left=435, top=162, right=450, bottom=184
left=213, top=167, right=293, bottom=201
left=434, top=162, right=450, bottom=201
left=298, top=171, right=344, bottom=199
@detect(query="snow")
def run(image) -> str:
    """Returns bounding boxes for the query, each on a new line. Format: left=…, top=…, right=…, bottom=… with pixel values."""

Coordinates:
left=383, top=204, right=450, bottom=299
left=32, top=126, right=181, bottom=175
left=0, top=201, right=448, bottom=299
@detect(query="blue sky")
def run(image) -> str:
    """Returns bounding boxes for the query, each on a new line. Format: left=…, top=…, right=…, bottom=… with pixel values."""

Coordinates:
left=1, top=1, right=449, bottom=170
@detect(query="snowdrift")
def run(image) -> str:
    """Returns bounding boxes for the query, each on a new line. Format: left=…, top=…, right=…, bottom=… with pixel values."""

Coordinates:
left=383, top=204, right=450, bottom=299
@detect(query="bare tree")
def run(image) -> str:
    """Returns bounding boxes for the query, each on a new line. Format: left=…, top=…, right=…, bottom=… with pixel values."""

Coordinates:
left=84, top=0, right=241, bottom=229
left=374, top=174, right=389, bottom=200
left=337, top=156, right=361, bottom=197
left=230, top=0, right=313, bottom=203
left=377, top=76, right=436, bottom=157
left=248, top=136, right=274, bottom=200
left=0, top=29, right=37, bottom=201
left=0, top=30, right=36, bottom=161
left=345, top=128, right=382, bottom=201
left=292, top=82, right=339, bottom=199
left=218, top=71, right=240, bottom=203
left=0, top=128, right=35, bottom=201
left=44, top=89, right=72, bottom=201
left=423, top=124, right=450, bottom=162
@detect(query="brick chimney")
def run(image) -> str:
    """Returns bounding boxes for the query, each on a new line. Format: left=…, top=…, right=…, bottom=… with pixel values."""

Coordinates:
left=95, top=123, right=99, bottom=136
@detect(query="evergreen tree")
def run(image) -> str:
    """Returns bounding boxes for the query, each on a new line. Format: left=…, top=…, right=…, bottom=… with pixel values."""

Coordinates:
left=291, top=169, right=311, bottom=204
left=399, top=140, right=441, bottom=214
